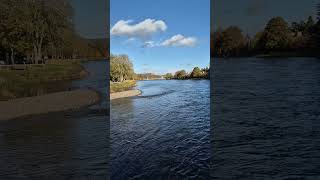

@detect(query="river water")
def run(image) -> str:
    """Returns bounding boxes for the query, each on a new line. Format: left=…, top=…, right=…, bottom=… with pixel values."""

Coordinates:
left=2, top=58, right=318, bottom=179
left=211, top=57, right=320, bottom=179
left=0, top=61, right=109, bottom=179
left=111, top=80, right=211, bottom=179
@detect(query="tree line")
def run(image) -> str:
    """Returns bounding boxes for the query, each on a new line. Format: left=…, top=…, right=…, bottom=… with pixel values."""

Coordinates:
left=0, top=0, right=107, bottom=65
left=211, top=15, right=320, bottom=57
left=164, top=67, right=209, bottom=80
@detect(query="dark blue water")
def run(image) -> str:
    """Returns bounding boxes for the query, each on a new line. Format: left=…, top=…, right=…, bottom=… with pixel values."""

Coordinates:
left=211, top=57, right=320, bottom=179
left=0, top=61, right=109, bottom=179
left=111, top=80, right=210, bottom=179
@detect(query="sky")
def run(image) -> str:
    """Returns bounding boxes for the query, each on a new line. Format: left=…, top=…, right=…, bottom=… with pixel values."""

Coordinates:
left=213, top=0, right=318, bottom=36
left=110, top=0, right=210, bottom=75
left=72, top=0, right=108, bottom=39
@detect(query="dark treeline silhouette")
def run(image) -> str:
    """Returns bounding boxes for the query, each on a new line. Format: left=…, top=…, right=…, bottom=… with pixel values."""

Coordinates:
left=0, top=0, right=107, bottom=65
left=211, top=14, right=320, bottom=57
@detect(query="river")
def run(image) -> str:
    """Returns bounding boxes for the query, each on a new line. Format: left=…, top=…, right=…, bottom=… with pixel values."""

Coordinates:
left=2, top=58, right=317, bottom=179
left=0, top=60, right=109, bottom=179
left=111, top=80, right=211, bottom=179
left=211, top=57, right=320, bottom=179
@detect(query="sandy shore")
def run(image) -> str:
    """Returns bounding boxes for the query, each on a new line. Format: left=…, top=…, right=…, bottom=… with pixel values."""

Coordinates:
left=110, top=89, right=141, bottom=100
left=0, top=89, right=100, bottom=121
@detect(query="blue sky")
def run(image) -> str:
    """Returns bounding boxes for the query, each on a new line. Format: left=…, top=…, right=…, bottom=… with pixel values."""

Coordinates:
left=110, top=0, right=210, bottom=75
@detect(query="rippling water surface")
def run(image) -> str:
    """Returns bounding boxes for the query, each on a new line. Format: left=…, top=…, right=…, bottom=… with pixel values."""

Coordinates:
left=0, top=61, right=109, bottom=179
left=211, top=58, right=320, bottom=179
left=111, top=80, right=210, bottom=179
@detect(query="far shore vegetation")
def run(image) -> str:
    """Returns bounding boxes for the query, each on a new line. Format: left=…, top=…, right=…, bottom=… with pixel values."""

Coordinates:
left=110, top=53, right=209, bottom=93
left=0, top=0, right=107, bottom=100
left=211, top=6, right=320, bottom=58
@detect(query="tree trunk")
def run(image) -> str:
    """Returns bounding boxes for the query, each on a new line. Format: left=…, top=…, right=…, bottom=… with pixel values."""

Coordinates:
left=120, top=75, right=124, bottom=82
left=33, top=44, right=42, bottom=64
left=10, top=48, right=15, bottom=65
left=33, top=45, right=37, bottom=64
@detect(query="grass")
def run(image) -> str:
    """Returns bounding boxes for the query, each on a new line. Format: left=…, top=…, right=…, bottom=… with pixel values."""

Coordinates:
left=110, top=80, right=136, bottom=93
left=0, top=61, right=86, bottom=100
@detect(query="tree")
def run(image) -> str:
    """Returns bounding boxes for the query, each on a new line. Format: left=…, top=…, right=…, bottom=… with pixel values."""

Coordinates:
left=0, top=0, right=29, bottom=64
left=25, top=0, right=73, bottom=63
left=190, top=67, right=202, bottom=78
left=110, top=54, right=134, bottom=82
left=174, top=70, right=187, bottom=79
left=164, top=73, right=173, bottom=80
left=212, top=29, right=223, bottom=57
left=201, top=67, right=210, bottom=79
left=0, top=0, right=74, bottom=64
left=305, top=16, right=315, bottom=33
left=259, top=17, right=292, bottom=52
left=219, top=26, right=245, bottom=57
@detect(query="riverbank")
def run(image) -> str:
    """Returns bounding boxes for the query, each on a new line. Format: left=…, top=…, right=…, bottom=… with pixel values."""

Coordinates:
left=110, top=89, right=141, bottom=100
left=110, top=80, right=136, bottom=93
left=0, top=89, right=100, bottom=121
left=0, top=61, right=87, bottom=100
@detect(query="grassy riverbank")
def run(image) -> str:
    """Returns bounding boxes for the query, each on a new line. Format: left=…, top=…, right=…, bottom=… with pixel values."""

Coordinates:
left=110, top=80, right=136, bottom=93
left=0, top=61, right=87, bottom=100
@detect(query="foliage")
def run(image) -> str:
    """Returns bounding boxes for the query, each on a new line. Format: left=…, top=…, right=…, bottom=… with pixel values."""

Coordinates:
left=258, top=17, right=292, bottom=52
left=212, top=13, right=320, bottom=57
left=0, top=0, right=107, bottom=64
left=172, top=67, right=210, bottom=80
left=190, top=67, right=203, bottom=78
left=174, top=70, right=187, bottom=79
left=110, top=80, right=136, bottom=93
left=110, top=54, right=134, bottom=82
left=164, top=73, right=173, bottom=80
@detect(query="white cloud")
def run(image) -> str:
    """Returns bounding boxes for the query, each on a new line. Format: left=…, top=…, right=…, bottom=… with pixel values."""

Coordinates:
left=161, top=34, right=197, bottom=47
left=142, top=34, right=198, bottom=48
left=143, top=41, right=156, bottom=48
left=111, top=19, right=167, bottom=39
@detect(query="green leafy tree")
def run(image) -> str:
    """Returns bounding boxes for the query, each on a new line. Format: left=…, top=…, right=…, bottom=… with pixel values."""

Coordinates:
left=259, top=17, right=292, bottom=52
left=212, top=26, right=246, bottom=57
left=201, top=67, right=210, bottom=79
left=220, top=26, right=245, bottom=56
left=174, top=70, right=187, bottom=79
left=110, top=54, right=134, bottom=82
left=164, top=73, right=173, bottom=80
left=190, top=67, right=202, bottom=78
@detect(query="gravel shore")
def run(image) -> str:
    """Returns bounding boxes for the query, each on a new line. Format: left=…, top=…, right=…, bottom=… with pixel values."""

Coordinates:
left=0, top=89, right=100, bottom=121
left=110, top=89, right=141, bottom=100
